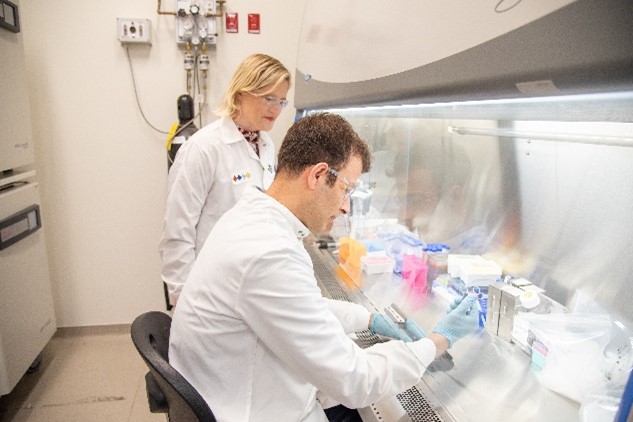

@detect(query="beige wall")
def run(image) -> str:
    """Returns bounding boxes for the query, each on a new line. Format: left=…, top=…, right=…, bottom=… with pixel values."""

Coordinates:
left=20, top=0, right=306, bottom=327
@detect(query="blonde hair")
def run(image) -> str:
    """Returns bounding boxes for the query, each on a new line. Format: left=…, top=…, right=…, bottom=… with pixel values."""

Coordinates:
left=215, top=54, right=291, bottom=118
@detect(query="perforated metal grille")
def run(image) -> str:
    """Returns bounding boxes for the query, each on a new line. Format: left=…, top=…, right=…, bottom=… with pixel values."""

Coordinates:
left=396, top=386, right=444, bottom=422
left=307, top=245, right=351, bottom=302
left=354, top=329, right=383, bottom=349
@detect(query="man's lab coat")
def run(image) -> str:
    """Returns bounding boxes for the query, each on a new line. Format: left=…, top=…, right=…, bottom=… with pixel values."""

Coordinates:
left=170, top=187, right=436, bottom=422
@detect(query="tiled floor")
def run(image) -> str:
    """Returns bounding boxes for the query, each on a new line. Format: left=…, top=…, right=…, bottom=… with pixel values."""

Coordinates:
left=0, top=323, right=166, bottom=422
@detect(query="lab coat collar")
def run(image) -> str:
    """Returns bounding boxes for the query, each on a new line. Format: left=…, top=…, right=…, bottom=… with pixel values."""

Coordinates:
left=219, top=117, right=273, bottom=163
left=249, top=187, right=310, bottom=240
left=219, top=117, right=249, bottom=145
left=220, top=117, right=271, bottom=148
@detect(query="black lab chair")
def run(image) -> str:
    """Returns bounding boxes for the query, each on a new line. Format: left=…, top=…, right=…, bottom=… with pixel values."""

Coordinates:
left=131, top=311, right=216, bottom=422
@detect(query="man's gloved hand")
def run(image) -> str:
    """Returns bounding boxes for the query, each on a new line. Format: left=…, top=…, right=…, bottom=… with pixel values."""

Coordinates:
left=403, top=319, right=426, bottom=341
left=369, top=314, right=427, bottom=342
left=447, top=289, right=482, bottom=313
left=370, top=314, right=413, bottom=342
left=446, top=296, right=462, bottom=313
left=432, top=294, right=479, bottom=347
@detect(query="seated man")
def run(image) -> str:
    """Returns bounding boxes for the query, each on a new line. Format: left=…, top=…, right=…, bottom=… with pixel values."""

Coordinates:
left=169, top=112, right=479, bottom=422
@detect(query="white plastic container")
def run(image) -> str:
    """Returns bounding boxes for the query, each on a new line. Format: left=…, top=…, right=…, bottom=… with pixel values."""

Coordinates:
left=461, top=258, right=502, bottom=286
left=361, top=254, right=395, bottom=274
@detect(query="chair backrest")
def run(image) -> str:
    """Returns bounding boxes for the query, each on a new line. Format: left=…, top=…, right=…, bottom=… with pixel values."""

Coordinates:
left=131, top=311, right=216, bottom=422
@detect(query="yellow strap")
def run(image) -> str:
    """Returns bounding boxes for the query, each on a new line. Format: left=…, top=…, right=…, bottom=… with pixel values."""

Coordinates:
left=165, top=122, right=179, bottom=151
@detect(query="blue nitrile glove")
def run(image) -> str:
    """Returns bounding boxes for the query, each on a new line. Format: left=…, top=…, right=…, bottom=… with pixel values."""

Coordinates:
left=403, top=319, right=426, bottom=341
left=447, top=287, right=480, bottom=313
left=446, top=297, right=462, bottom=313
left=432, top=294, right=479, bottom=347
left=369, top=314, right=413, bottom=342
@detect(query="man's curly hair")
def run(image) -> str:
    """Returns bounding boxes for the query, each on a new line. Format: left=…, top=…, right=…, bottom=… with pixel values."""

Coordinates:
left=276, top=113, right=371, bottom=186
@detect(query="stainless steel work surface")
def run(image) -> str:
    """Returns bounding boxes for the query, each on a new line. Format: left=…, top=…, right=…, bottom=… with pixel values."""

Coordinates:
left=307, top=242, right=580, bottom=422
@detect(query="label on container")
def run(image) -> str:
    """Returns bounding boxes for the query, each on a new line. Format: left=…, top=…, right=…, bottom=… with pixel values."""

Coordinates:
left=531, top=339, right=549, bottom=371
left=511, top=312, right=531, bottom=348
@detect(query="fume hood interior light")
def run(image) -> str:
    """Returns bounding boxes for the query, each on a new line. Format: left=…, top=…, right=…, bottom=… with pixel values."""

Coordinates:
left=448, top=126, right=633, bottom=148
left=307, top=91, right=633, bottom=123
left=316, top=91, right=633, bottom=114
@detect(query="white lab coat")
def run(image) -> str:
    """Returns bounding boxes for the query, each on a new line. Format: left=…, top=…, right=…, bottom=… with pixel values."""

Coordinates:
left=170, top=187, right=436, bottom=422
left=159, top=117, right=276, bottom=304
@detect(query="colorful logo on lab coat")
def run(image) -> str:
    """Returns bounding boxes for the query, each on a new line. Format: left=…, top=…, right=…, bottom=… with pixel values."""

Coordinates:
left=232, top=171, right=252, bottom=184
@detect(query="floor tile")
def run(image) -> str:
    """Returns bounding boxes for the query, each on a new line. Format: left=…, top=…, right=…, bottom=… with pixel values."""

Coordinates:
left=0, top=325, right=165, bottom=422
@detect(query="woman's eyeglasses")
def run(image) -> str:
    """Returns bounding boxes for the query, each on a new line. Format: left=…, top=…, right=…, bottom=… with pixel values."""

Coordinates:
left=250, top=93, right=289, bottom=109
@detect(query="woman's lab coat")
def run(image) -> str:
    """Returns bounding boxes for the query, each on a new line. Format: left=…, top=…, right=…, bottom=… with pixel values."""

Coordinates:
left=169, top=187, right=437, bottom=422
left=159, top=117, right=276, bottom=304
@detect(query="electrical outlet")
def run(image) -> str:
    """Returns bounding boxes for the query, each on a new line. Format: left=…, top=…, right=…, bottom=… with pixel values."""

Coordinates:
left=117, top=18, right=151, bottom=45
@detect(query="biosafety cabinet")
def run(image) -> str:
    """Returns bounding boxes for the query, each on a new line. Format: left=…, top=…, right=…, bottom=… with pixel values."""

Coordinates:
left=295, top=1, right=633, bottom=421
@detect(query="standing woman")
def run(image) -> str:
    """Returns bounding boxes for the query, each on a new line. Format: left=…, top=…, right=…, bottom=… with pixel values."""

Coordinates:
left=160, top=53, right=291, bottom=307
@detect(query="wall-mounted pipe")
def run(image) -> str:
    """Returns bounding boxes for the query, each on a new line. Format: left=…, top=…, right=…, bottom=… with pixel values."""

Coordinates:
left=157, top=0, right=225, bottom=17
left=157, top=0, right=177, bottom=16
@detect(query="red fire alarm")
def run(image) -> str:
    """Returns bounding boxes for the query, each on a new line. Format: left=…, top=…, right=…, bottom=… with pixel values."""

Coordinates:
left=248, top=13, right=260, bottom=34
left=225, top=12, right=238, bottom=33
